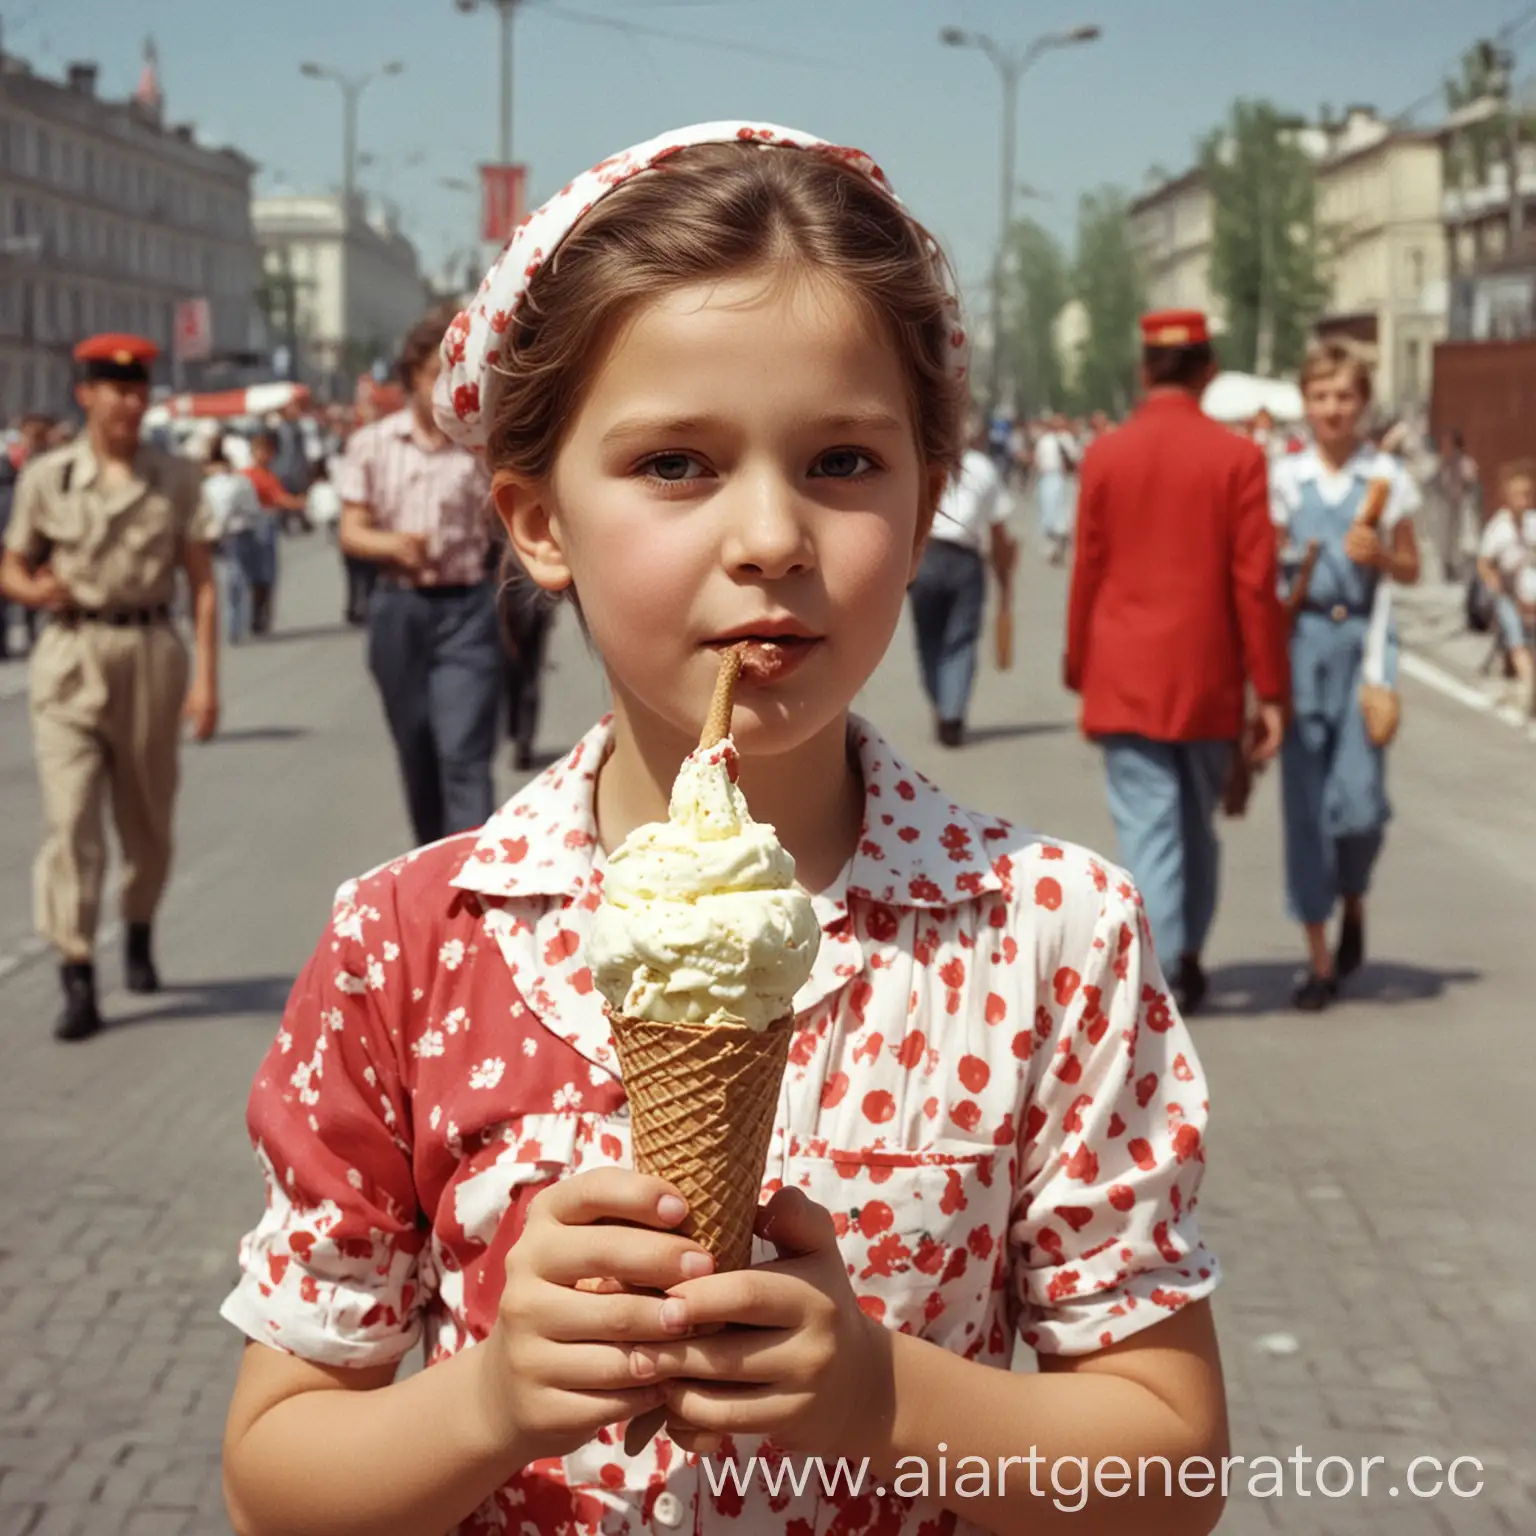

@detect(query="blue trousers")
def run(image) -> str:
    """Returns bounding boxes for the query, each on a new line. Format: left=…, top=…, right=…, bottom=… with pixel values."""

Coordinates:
left=908, top=540, right=985, bottom=724
left=1280, top=714, right=1387, bottom=924
left=367, top=582, right=502, bottom=847
left=220, top=529, right=264, bottom=643
left=1102, top=737, right=1231, bottom=967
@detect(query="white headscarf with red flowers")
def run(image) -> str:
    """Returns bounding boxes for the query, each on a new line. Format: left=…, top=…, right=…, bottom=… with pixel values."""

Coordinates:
left=432, top=120, right=969, bottom=453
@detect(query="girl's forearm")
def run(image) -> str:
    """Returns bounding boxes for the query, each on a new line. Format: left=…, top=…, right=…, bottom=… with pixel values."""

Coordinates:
left=225, top=1344, right=524, bottom=1536
left=860, top=1327, right=1227, bottom=1536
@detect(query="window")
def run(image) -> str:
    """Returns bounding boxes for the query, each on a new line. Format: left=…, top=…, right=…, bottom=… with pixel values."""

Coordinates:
left=1404, top=339, right=1422, bottom=396
left=61, top=139, right=74, bottom=185
left=1408, top=247, right=1425, bottom=295
left=83, top=145, right=95, bottom=191
left=36, top=128, right=52, bottom=179
left=0, top=117, right=11, bottom=171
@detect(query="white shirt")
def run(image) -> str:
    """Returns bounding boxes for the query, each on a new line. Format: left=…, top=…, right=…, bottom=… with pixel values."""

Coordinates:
left=1270, top=444, right=1421, bottom=531
left=1033, top=431, right=1068, bottom=476
left=200, top=470, right=262, bottom=538
left=928, top=447, right=1014, bottom=552
left=1477, top=507, right=1536, bottom=578
left=306, top=480, right=343, bottom=528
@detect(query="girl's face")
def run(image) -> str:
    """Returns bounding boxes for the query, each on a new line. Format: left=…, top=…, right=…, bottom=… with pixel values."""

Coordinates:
left=1303, top=369, right=1367, bottom=455
left=503, top=268, right=938, bottom=757
left=1505, top=475, right=1534, bottom=515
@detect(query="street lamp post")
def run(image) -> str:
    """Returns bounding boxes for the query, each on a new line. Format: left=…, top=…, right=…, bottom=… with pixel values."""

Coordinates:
left=454, top=0, right=521, bottom=165
left=299, top=60, right=405, bottom=216
left=940, top=23, right=1100, bottom=413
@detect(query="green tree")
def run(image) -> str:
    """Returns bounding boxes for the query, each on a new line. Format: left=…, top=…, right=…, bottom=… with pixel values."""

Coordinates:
left=1070, top=187, right=1143, bottom=415
left=1202, top=99, right=1330, bottom=376
left=1002, top=217, right=1069, bottom=415
left=1443, top=39, right=1514, bottom=187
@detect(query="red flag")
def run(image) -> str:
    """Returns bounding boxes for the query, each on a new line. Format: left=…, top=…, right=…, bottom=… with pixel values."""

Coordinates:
left=479, top=163, right=527, bottom=244
left=174, top=297, right=212, bottom=362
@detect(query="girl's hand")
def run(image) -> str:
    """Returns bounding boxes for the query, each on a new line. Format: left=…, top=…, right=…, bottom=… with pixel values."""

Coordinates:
left=628, top=1187, right=893, bottom=1458
left=471, top=1169, right=714, bottom=1466
left=1343, top=523, right=1386, bottom=570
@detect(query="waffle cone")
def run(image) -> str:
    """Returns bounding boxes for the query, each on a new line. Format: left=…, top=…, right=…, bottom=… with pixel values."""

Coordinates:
left=607, top=1008, right=793, bottom=1272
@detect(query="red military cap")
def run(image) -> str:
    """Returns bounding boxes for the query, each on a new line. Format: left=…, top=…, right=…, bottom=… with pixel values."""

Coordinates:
left=1139, top=310, right=1209, bottom=348
left=73, top=332, right=159, bottom=382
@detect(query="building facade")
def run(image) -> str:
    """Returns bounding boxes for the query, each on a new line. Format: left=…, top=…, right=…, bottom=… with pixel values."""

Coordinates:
left=1128, top=168, right=1222, bottom=331
left=0, top=51, right=261, bottom=422
left=1311, top=110, right=1446, bottom=410
left=252, top=194, right=431, bottom=399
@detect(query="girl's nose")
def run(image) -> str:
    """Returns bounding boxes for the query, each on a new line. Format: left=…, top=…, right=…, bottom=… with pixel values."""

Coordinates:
left=721, top=474, right=813, bottom=580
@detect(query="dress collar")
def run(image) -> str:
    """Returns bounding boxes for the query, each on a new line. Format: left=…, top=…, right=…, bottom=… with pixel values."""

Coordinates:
left=449, top=714, right=1012, bottom=912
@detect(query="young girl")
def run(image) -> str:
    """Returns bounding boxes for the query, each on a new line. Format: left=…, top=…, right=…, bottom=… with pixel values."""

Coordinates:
left=1475, top=460, right=1536, bottom=720
left=220, top=123, right=1227, bottom=1536
left=1270, top=341, right=1421, bottom=1011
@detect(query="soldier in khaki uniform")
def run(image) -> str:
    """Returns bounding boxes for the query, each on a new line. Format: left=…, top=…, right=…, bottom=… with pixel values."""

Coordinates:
left=0, top=334, right=221, bottom=1041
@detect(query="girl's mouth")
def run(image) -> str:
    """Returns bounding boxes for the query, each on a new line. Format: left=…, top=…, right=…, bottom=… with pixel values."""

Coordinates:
left=707, top=635, right=821, bottom=683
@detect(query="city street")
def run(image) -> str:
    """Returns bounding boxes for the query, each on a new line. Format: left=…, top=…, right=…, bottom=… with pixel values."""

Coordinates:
left=0, top=534, right=1532, bottom=1536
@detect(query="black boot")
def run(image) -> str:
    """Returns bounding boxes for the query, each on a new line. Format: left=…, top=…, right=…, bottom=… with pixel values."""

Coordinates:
left=55, top=963, right=102, bottom=1042
left=1335, top=911, right=1365, bottom=982
left=1173, top=954, right=1208, bottom=1016
left=125, top=923, right=160, bottom=994
left=937, top=719, right=964, bottom=748
left=1292, top=970, right=1338, bottom=1013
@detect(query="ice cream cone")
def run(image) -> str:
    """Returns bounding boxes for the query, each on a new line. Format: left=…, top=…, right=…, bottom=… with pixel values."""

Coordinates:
left=606, top=1007, right=793, bottom=1272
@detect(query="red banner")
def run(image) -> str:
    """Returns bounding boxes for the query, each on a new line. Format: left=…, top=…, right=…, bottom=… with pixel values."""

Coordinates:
left=480, top=163, right=527, bottom=244
left=174, top=296, right=212, bottom=362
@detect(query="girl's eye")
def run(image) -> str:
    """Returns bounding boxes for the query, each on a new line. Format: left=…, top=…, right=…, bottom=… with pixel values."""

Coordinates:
left=642, top=453, right=705, bottom=483
left=812, top=448, right=876, bottom=479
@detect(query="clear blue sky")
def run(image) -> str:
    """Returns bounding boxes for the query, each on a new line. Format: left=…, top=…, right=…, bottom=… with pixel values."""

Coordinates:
left=14, top=0, right=1535, bottom=304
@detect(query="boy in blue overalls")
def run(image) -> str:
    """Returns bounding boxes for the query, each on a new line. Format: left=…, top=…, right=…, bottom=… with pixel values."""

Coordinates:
left=1270, top=342, right=1422, bottom=1010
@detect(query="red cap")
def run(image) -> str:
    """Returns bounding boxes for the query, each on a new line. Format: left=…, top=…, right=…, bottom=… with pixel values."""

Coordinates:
left=1139, top=310, right=1209, bottom=348
left=73, top=333, right=159, bottom=381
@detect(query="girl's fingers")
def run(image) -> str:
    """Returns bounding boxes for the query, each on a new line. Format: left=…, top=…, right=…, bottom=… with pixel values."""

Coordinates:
left=537, top=1284, right=696, bottom=1343
left=532, top=1226, right=714, bottom=1290
left=628, top=1328, right=798, bottom=1384
left=537, top=1342, right=660, bottom=1391
left=661, top=1268, right=806, bottom=1330
left=660, top=1382, right=807, bottom=1436
left=535, top=1169, right=691, bottom=1232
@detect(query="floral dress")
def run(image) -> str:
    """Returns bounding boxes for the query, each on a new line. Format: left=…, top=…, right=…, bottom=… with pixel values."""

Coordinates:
left=221, top=715, right=1219, bottom=1536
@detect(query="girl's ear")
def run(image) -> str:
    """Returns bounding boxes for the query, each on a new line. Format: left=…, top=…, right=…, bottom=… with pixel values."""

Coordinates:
left=491, top=471, right=573, bottom=592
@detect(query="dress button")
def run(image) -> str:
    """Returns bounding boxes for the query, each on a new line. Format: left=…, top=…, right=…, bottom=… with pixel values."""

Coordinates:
left=652, top=1490, right=685, bottom=1528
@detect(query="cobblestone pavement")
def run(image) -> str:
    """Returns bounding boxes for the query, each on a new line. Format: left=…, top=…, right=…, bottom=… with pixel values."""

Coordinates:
left=0, top=537, right=1531, bottom=1535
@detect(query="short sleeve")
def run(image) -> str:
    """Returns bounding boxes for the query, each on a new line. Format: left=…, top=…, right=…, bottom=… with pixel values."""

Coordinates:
left=335, top=428, right=374, bottom=507
left=219, top=877, right=426, bottom=1367
left=182, top=463, right=219, bottom=544
left=1268, top=458, right=1297, bottom=529
left=1478, top=513, right=1512, bottom=564
left=3, top=460, right=49, bottom=564
left=1382, top=459, right=1421, bottom=531
left=1007, top=857, right=1218, bottom=1355
left=981, top=458, right=1016, bottom=527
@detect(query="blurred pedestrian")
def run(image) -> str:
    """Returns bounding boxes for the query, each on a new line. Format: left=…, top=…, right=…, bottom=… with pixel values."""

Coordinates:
left=1474, top=459, right=1536, bottom=720
left=0, top=414, right=57, bottom=659
left=1033, top=412, right=1077, bottom=564
left=1271, top=341, right=1421, bottom=1010
left=338, top=305, right=500, bottom=845
left=1066, top=310, right=1290, bottom=1012
left=0, top=334, right=220, bottom=1042
left=494, top=539, right=555, bottom=771
left=908, top=408, right=1017, bottom=746
left=201, top=438, right=265, bottom=644
left=242, top=429, right=307, bottom=634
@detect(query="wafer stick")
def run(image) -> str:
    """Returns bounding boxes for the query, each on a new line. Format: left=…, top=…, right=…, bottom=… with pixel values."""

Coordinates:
left=700, top=643, right=746, bottom=748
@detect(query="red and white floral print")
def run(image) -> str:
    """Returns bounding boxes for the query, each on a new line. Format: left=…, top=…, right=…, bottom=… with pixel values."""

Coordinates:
left=431, top=121, right=969, bottom=454
left=222, top=716, right=1217, bottom=1536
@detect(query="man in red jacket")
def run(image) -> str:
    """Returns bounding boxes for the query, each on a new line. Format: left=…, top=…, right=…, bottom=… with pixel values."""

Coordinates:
left=1065, top=310, right=1289, bottom=1012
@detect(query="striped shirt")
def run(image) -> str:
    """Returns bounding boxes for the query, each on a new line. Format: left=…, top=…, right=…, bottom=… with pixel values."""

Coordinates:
left=336, top=409, right=492, bottom=588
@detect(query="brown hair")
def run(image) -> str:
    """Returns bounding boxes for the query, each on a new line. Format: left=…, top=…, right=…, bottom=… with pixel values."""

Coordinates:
left=1143, top=341, right=1215, bottom=391
left=1498, top=457, right=1536, bottom=491
left=484, top=142, right=967, bottom=496
left=397, top=303, right=458, bottom=390
left=1300, top=339, right=1373, bottom=403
